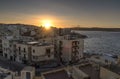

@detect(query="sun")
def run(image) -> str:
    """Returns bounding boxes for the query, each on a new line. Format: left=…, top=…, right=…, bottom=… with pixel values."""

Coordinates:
left=44, top=22, right=51, bottom=29
left=42, top=20, right=52, bottom=29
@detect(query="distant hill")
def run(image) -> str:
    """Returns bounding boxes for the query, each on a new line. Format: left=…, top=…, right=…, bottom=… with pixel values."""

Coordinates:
left=71, top=27, right=120, bottom=32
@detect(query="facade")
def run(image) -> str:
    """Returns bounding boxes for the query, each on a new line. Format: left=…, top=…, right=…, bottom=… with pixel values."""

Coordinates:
left=2, top=36, right=34, bottom=61
left=31, top=43, right=54, bottom=62
left=15, top=43, right=31, bottom=63
left=2, top=36, right=15, bottom=60
left=2, top=35, right=54, bottom=64
left=55, top=33, right=85, bottom=63
left=15, top=41, right=54, bottom=64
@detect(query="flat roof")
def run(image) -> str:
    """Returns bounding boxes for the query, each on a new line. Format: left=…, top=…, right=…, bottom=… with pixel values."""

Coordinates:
left=103, top=64, right=120, bottom=75
left=43, top=70, right=73, bottom=79
left=65, top=33, right=87, bottom=40
left=27, top=41, right=39, bottom=45
left=17, top=41, right=53, bottom=46
left=79, top=64, right=100, bottom=79
left=22, top=66, right=35, bottom=71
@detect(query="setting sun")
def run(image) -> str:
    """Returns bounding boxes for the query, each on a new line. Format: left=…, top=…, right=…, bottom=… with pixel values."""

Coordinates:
left=42, top=20, right=52, bottom=29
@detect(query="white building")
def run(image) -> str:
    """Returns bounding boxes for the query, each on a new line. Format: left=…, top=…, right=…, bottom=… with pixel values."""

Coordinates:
left=2, top=36, right=15, bottom=60
left=31, top=43, right=54, bottom=62
left=55, top=33, right=85, bottom=63
left=20, top=66, right=35, bottom=79
left=15, top=41, right=54, bottom=64
left=15, top=43, right=31, bottom=63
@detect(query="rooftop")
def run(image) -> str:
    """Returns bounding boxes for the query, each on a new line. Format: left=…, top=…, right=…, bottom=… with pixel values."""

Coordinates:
left=22, top=66, right=35, bottom=72
left=103, top=64, right=120, bottom=75
left=43, top=69, right=73, bottom=79
left=27, top=41, right=39, bottom=45
left=17, top=41, right=53, bottom=46
left=79, top=64, right=100, bottom=79
left=65, top=32, right=87, bottom=40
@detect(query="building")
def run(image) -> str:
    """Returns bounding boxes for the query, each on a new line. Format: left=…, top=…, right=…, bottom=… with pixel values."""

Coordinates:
left=2, top=36, right=15, bottom=60
left=41, top=62, right=100, bottom=79
left=15, top=42, right=31, bottom=63
left=2, top=36, right=34, bottom=61
left=20, top=66, right=35, bottom=79
left=0, top=65, right=35, bottom=79
left=15, top=41, right=54, bottom=64
left=55, top=32, right=86, bottom=63
left=31, top=42, right=54, bottom=63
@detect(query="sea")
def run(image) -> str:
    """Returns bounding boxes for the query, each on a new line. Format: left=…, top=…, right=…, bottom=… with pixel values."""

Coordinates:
left=76, top=31, right=120, bottom=55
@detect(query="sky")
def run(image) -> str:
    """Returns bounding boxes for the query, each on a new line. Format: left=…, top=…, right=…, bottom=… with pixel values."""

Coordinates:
left=0, top=0, right=120, bottom=28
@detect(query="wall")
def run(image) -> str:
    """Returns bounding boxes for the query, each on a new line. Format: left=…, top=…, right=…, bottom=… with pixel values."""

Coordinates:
left=71, top=66, right=89, bottom=79
left=31, top=45, right=54, bottom=62
left=16, top=43, right=30, bottom=63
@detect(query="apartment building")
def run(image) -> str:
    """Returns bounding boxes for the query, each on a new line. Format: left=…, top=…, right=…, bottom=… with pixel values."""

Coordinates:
left=55, top=33, right=85, bottom=63
left=2, top=36, right=34, bottom=61
left=2, top=36, right=15, bottom=60
left=15, top=43, right=31, bottom=63
left=15, top=41, right=54, bottom=64
left=31, top=43, right=54, bottom=62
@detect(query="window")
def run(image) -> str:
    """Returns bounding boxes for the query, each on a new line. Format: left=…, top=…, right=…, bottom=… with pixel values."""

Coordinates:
left=32, top=56, right=38, bottom=60
left=19, top=52, right=21, bottom=55
left=33, top=49, right=35, bottom=53
left=18, top=47, right=21, bottom=51
left=72, top=41, right=79, bottom=46
left=24, top=48, right=26, bottom=52
left=77, top=41, right=79, bottom=44
left=9, top=44, right=12, bottom=47
left=46, top=48, right=51, bottom=57
left=59, top=41, right=63, bottom=45
left=24, top=54, right=26, bottom=59
left=4, top=53, right=7, bottom=58
left=14, top=45, right=16, bottom=47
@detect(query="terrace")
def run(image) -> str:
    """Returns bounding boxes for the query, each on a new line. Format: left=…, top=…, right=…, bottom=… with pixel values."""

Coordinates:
left=42, top=69, right=73, bottom=79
